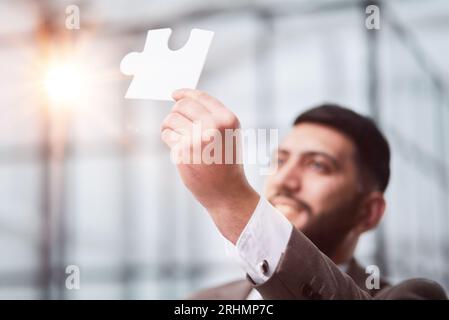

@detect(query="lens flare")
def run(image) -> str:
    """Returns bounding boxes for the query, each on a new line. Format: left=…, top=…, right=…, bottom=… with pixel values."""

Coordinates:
left=44, top=62, right=86, bottom=103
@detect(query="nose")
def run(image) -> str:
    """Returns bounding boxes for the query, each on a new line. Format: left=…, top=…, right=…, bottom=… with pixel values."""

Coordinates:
left=273, top=158, right=302, bottom=192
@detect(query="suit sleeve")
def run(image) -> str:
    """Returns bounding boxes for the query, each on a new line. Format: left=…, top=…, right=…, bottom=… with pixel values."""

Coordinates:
left=231, top=197, right=372, bottom=299
left=249, top=227, right=373, bottom=299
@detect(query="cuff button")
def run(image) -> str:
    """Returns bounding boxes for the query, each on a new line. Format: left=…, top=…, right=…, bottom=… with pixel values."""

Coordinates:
left=258, top=260, right=269, bottom=276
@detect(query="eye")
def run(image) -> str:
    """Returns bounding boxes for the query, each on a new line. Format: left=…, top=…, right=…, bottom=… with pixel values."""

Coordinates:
left=273, top=153, right=288, bottom=167
left=308, top=160, right=329, bottom=173
left=277, top=157, right=286, bottom=166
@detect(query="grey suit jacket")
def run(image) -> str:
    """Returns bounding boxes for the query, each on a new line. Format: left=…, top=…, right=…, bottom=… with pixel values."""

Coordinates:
left=189, top=228, right=447, bottom=300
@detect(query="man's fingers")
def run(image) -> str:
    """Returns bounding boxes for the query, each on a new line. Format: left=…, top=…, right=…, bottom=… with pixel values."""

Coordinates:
left=172, top=88, right=226, bottom=114
left=161, top=128, right=181, bottom=149
left=161, top=111, right=192, bottom=133
left=172, top=98, right=212, bottom=123
left=172, top=89, right=240, bottom=130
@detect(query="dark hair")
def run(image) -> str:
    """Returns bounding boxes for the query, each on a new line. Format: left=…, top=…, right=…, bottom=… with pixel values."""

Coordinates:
left=293, top=104, right=390, bottom=192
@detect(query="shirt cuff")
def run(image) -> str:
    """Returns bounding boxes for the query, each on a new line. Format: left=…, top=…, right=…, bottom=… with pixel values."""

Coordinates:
left=225, top=196, right=293, bottom=284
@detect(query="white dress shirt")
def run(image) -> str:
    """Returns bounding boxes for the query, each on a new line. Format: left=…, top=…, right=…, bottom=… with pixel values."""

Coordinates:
left=224, top=197, right=292, bottom=282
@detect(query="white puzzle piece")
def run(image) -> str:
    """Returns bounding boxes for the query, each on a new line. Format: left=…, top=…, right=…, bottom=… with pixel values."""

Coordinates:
left=120, top=28, right=214, bottom=101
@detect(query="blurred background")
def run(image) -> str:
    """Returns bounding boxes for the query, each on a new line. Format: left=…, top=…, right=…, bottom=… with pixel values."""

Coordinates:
left=0, top=0, right=448, bottom=299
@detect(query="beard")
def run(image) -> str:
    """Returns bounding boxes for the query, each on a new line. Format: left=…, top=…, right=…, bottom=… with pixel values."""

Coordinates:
left=269, top=191, right=362, bottom=259
left=300, top=201, right=359, bottom=258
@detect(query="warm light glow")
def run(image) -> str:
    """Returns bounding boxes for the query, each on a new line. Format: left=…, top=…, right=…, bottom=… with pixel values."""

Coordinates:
left=44, top=62, right=86, bottom=103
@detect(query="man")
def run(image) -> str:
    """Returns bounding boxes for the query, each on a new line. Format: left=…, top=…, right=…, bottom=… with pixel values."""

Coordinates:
left=161, top=88, right=447, bottom=300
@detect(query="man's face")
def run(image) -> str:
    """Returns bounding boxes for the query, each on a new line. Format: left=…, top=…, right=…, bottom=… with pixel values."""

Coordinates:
left=264, top=123, right=365, bottom=256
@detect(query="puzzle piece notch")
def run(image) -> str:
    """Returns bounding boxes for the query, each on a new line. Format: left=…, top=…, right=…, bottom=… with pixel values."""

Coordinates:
left=120, top=28, right=214, bottom=101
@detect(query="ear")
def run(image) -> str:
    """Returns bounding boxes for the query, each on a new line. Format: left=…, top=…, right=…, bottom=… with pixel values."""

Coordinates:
left=355, top=192, right=386, bottom=234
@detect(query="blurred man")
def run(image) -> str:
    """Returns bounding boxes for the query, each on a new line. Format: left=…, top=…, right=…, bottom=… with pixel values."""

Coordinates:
left=161, top=89, right=447, bottom=300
